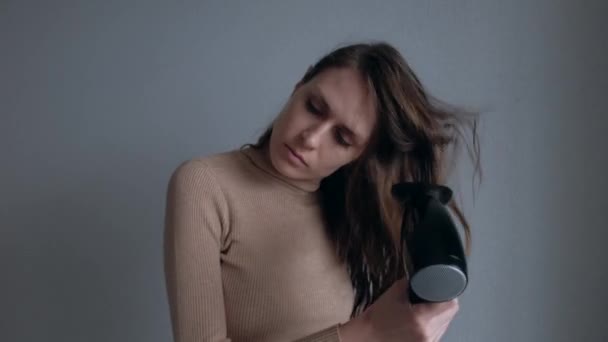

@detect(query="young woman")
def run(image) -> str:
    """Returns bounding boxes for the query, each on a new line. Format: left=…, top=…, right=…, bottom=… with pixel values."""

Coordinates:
left=164, top=41, right=481, bottom=342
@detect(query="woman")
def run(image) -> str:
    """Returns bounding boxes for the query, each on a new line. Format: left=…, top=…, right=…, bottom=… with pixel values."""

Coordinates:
left=164, top=41, right=482, bottom=342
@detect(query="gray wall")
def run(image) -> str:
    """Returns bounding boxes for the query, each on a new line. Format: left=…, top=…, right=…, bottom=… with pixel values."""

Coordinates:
left=2, top=1, right=606, bottom=341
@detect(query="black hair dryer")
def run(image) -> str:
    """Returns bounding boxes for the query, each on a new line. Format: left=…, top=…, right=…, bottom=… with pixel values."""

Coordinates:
left=392, top=182, right=468, bottom=304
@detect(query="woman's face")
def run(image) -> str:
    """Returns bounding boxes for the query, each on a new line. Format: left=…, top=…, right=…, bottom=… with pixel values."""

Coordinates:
left=268, top=67, right=377, bottom=188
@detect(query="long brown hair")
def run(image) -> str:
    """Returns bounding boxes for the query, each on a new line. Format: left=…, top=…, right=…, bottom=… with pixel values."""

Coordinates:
left=245, top=41, right=482, bottom=317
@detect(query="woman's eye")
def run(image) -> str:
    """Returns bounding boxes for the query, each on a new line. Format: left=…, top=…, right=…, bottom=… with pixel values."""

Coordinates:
left=335, top=132, right=351, bottom=147
left=306, top=99, right=321, bottom=115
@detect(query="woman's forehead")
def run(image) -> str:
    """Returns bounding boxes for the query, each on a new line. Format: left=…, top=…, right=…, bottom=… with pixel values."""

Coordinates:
left=307, top=68, right=377, bottom=137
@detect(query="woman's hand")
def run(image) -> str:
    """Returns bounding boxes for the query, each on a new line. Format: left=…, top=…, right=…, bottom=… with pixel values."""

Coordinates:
left=338, top=277, right=459, bottom=342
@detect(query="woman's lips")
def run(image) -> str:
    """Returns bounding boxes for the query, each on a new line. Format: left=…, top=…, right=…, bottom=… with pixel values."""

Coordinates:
left=285, top=144, right=307, bottom=166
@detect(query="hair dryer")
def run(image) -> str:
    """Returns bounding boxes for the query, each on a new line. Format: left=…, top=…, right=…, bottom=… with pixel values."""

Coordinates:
left=391, top=182, right=468, bottom=304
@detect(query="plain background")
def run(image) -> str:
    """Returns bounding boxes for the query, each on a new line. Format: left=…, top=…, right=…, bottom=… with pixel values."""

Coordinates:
left=2, top=1, right=607, bottom=341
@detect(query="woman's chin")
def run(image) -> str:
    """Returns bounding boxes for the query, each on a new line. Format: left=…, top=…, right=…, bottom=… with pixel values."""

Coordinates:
left=272, top=158, right=301, bottom=178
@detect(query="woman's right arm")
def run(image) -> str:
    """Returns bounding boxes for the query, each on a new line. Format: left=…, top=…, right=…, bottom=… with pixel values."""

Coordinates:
left=163, top=160, right=232, bottom=342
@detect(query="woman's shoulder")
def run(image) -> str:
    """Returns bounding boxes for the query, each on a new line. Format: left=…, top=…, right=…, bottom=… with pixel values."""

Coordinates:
left=168, top=148, right=247, bottom=192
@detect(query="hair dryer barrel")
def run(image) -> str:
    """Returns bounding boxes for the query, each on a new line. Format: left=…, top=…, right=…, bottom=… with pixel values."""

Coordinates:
left=392, top=182, right=468, bottom=304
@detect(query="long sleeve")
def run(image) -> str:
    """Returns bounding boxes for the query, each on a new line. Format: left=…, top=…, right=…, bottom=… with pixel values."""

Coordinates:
left=163, top=160, right=231, bottom=342
left=163, top=149, right=354, bottom=342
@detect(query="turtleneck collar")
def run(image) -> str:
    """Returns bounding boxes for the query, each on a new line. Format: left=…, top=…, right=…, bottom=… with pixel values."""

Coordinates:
left=239, top=144, right=321, bottom=196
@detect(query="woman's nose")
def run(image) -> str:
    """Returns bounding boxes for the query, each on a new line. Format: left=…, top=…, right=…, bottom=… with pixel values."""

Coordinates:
left=299, top=125, right=325, bottom=149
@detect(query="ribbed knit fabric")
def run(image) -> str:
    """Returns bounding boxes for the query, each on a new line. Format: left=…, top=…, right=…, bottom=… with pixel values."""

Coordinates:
left=164, top=146, right=355, bottom=342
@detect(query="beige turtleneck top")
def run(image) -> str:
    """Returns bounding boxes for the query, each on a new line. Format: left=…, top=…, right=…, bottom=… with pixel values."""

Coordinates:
left=163, top=146, right=355, bottom=341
